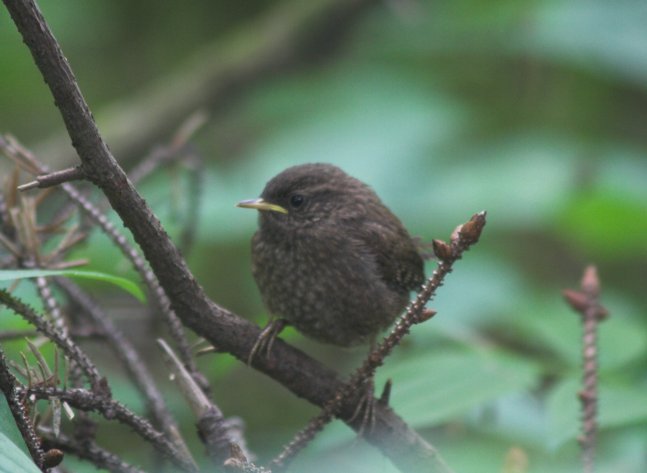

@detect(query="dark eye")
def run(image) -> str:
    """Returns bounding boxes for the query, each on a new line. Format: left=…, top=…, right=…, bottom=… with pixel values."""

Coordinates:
left=289, top=194, right=305, bottom=208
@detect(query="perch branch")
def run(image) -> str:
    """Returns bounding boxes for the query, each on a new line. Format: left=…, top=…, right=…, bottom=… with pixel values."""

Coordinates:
left=271, top=213, right=485, bottom=470
left=2, top=1, right=469, bottom=471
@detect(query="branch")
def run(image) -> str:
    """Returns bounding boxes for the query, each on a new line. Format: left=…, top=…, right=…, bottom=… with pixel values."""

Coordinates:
left=26, top=386, right=198, bottom=472
left=56, top=278, right=189, bottom=457
left=157, top=338, right=252, bottom=465
left=0, top=347, right=45, bottom=470
left=563, top=265, right=608, bottom=473
left=41, top=430, right=145, bottom=473
left=0, top=289, right=105, bottom=392
left=17, top=166, right=83, bottom=191
left=271, top=213, right=485, bottom=470
left=2, top=1, right=465, bottom=471
left=1, top=134, right=210, bottom=396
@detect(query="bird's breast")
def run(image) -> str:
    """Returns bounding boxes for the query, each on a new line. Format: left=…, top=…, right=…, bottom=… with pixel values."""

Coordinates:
left=251, top=230, right=407, bottom=346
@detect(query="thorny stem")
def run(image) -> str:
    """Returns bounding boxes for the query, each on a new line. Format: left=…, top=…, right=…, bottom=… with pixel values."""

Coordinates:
left=35, top=275, right=67, bottom=336
left=0, top=289, right=105, bottom=392
left=580, top=313, right=597, bottom=473
left=0, top=348, right=45, bottom=470
left=1, top=0, right=463, bottom=470
left=26, top=386, right=198, bottom=472
left=59, top=180, right=205, bottom=391
left=1, top=134, right=207, bottom=396
left=56, top=278, right=188, bottom=456
left=271, top=212, right=486, bottom=471
left=41, top=430, right=145, bottom=473
left=563, top=265, right=608, bottom=473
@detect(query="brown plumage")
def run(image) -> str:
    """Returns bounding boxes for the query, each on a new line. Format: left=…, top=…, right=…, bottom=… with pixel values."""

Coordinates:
left=238, top=163, right=424, bottom=347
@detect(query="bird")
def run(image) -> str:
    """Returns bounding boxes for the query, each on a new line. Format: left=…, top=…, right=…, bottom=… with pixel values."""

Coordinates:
left=237, top=163, right=425, bottom=356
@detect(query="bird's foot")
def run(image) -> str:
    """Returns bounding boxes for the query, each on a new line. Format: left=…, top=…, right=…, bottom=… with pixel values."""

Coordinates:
left=247, top=318, right=287, bottom=365
left=349, top=377, right=377, bottom=436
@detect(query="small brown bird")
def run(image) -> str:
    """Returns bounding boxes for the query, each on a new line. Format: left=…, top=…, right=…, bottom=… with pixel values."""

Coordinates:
left=238, top=163, right=425, bottom=351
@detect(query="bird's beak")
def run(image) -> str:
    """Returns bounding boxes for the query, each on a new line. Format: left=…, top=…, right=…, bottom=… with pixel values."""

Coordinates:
left=236, top=198, right=288, bottom=214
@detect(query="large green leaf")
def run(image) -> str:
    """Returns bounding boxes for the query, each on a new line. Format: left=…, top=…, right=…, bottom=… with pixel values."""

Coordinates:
left=556, top=191, right=647, bottom=258
left=0, top=433, right=39, bottom=473
left=0, top=269, right=145, bottom=302
left=511, top=297, right=647, bottom=371
left=376, top=348, right=540, bottom=428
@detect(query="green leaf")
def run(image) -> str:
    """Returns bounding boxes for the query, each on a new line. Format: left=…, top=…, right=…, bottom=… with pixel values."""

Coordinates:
left=0, top=398, right=40, bottom=473
left=376, top=348, right=540, bottom=428
left=556, top=191, right=647, bottom=258
left=512, top=297, right=647, bottom=371
left=0, top=433, right=40, bottom=473
left=0, top=269, right=145, bottom=302
left=547, top=377, right=647, bottom=450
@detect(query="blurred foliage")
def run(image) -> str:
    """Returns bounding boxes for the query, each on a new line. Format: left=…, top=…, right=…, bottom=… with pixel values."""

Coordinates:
left=1, top=0, right=647, bottom=472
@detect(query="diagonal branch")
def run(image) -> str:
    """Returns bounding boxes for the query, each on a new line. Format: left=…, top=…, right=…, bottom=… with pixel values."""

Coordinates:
left=0, top=289, right=105, bottom=392
left=271, top=213, right=485, bottom=470
left=55, top=278, right=189, bottom=457
left=2, top=1, right=471, bottom=471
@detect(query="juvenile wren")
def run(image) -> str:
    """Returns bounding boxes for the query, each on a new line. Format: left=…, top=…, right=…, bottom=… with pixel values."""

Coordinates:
left=238, top=163, right=424, bottom=348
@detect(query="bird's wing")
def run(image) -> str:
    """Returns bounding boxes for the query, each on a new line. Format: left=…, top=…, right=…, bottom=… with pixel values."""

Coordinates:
left=360, top=211, right=425, bottom=293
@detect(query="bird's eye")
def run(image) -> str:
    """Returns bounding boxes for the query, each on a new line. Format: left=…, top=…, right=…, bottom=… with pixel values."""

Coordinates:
left=289, top=194, right=305, bottom=208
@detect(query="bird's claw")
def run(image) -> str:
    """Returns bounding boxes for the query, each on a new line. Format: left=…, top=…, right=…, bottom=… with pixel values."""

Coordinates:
left=349, top=378, right=376, bottom=436
left=247, top=319, right=287, bottom=365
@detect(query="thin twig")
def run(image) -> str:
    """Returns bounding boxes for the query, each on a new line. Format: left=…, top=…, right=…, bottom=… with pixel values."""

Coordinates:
left=158, top=338, right=252, bottom=465
left=2, top=133, right=210, bottom=397
left=34, top=276, right=67, bottom=336
left=56, top=277, right=189, bottom=456
left=0, top=347, right=45, bottom=470
left=2, top=1, right=461, bottom=470
left=40, top=430, right=145, bottom=473
left=223, top=443, right=272, bottom=473
left=0, top=288, right=105, bottom=393
left=25, top=385, right=198, bottom=472
left=177, top=147, right=204, bottom=256
left=126, top=111, right=208, bottom=186
left=563, top=265, right=608, bottom=473
left=17, top=166, right=84, bottom=191
left=271, top=212, right=485, bottom=471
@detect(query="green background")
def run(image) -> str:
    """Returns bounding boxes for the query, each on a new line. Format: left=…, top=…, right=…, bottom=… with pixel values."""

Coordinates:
left=1, top=0, right=646, bottom=472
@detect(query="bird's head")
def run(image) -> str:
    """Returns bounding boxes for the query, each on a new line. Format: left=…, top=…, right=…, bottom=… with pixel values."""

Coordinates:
left=237, top=163, right=376, bottom=233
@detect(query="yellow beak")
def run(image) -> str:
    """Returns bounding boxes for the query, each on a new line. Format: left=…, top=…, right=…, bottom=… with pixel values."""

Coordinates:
left=236, top=198, right=288, bottom=214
